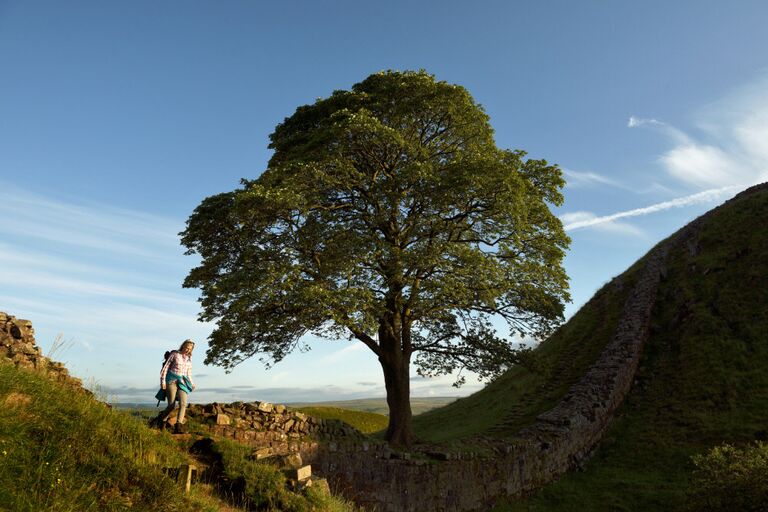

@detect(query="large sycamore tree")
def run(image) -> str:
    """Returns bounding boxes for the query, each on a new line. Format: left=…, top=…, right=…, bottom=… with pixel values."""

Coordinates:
left=181, top=71, right=570, bottom=447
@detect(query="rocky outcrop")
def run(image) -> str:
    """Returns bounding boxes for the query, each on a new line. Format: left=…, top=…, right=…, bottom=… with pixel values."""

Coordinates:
left=0, top=311, right=83, bottom=388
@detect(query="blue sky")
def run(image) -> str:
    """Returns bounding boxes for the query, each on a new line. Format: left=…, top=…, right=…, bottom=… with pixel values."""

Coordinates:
left=2, top=1, right=767, bottom=404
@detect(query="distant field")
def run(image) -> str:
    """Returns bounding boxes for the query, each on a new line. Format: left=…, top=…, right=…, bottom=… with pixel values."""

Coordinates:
left=114, top=396, right=460, bottom=416
left=288, top=396, right=459, bottom=416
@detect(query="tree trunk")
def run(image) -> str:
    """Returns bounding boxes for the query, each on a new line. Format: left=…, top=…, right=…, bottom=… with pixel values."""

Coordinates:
left=380, top=352, right=414, bottom=448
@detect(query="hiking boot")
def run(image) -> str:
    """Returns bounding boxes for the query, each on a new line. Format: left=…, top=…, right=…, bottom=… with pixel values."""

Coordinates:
left=174, top=422, right=187, bottom=434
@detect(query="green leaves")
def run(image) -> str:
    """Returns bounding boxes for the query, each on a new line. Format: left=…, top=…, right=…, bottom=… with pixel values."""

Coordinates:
left=182, top=70, right=570, bottom=382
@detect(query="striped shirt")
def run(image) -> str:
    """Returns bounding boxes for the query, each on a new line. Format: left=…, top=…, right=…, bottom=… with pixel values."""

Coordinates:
left=160, top=351, right=194, bottom=387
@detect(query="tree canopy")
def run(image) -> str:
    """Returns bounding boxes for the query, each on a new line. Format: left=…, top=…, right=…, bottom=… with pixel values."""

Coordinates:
left=181, top=70, right=570, bottom=446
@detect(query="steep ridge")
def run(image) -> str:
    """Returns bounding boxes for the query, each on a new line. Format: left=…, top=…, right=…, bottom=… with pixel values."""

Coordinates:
left=504, top=182, right=768, bottom=510
left=304, top=183, right=768, bottom=511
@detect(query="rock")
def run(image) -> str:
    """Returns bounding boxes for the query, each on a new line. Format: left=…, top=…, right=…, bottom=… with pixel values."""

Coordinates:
left=250, top=447, right=272, bottom=460
left=275, top=404, right=286, bottom=414
left=285, top=464, right=312, bottom=481
left=277, top=453, right=303, bottom=469
left=215, top=413, right=231, bottom=425
left=308, top=477, right=331, bottom=496
left=3, top=392, right=31, bottom=408
left=257, top=401, right=273, bottom=413
left=283, top=419, right=295, bottom=431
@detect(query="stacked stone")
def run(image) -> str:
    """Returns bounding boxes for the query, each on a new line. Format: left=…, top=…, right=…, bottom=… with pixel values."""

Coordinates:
left=187, top=400, right=368, bottom=441
left=0, top=311, right=81, bottom=387
left=183, top=399, right=393, bottom=470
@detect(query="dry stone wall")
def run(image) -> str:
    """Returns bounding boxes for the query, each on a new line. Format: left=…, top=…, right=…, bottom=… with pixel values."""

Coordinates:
left=185, top=210, right=709, bottom=511
left=185, top=400, right=388, bottom=460
left=291, top=191, right=743, bottom=512
left=304, top=242, right=674, bottom=511
left=181, top=238, right=671, bottom=511
left=0, top=311, right=83, bottom=387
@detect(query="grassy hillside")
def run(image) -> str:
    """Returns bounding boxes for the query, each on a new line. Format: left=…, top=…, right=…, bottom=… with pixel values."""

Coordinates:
left=495, top=185, right=768, bottom=510
left=290, top=396, right=458, bottom=416
left=0, top=363, right=225, bottom=511
left=294, top=406, right=388, bottom=434
left=0, top=363, right=356, bottom=512
left=467, top=185, right=768, bottom=510
left=413, top=262, right=641, bottom=443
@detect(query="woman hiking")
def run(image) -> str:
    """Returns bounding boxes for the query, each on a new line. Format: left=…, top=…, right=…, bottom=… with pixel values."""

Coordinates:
left=158, top=339, right=196, bottom=433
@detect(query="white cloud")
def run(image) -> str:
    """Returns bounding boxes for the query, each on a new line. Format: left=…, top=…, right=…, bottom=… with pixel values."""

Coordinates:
left=660, top=143, right=738, bottom=188
left=317, top=342, right=367, bottom=365
left=629, top=74, right=768, bottom=190
left=0, top=184, right=182, bottom=259
left=627, top=116, right=660, bottom=128
left=561, top=186, right=736, bottom=232
left=559, top=211, right=644, bottom=237
left=628, top=116, right=691, bottom=145
left=563, top=169, right=625, bottom=189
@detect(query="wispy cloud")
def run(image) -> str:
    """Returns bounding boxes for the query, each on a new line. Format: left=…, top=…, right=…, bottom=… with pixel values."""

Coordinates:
left=627, top=116, right=691, bottom=145
left=563, top=169, right=625, bottom=189
left=316, top=341, right=367, bottom=365
left=628, top=76, right=768, bottom=189
left=567, top=77, right=768, bottom=235
left=559, top=211, right=645, bottom=237
left=0, top=184, right=183, bottom=259
left=562, top=186, right=736, bottom=231
left=0, top=185, right=215, bottom=389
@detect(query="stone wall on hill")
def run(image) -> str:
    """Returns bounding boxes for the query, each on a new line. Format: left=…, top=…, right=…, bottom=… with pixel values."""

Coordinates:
left=299, top=218, right=703, bottom=512
left=0, top=311, right=83, bottom=388
left=184, top=209, right=705, bottom=511
left=185, top=400, right=388, bottom=459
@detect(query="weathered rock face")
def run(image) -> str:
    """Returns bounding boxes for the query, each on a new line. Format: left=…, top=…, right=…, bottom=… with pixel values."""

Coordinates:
left=0, top=311, right=83, bottom=388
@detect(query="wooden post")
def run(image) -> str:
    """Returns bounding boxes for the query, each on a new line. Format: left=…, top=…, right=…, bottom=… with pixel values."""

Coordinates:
left=177, top=464, right=197, bottom=493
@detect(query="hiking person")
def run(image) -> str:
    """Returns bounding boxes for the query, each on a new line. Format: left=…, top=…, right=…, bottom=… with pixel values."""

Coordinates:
left=158, top=339, right=196, bottom=433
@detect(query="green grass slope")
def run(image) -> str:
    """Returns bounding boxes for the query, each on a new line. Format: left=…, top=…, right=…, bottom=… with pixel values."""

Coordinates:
left=491, top=184, right=768, bottom=510
left=413, top=260, right=641, bottom=443
left=294, top=406, right=389, bottom=434
left=0, top=364, right=226, bottom=512
left=0, top=363, right=357, bottom=512
left=290, top=397, right=457, bottom=416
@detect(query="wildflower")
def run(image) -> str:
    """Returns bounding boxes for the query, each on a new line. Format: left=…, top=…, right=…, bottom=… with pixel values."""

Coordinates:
left=1, top=450, right=6, bottom=456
